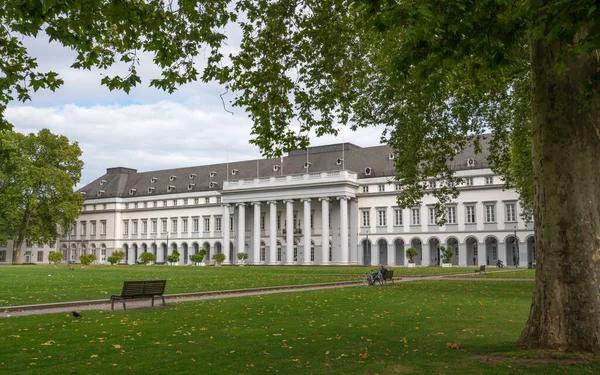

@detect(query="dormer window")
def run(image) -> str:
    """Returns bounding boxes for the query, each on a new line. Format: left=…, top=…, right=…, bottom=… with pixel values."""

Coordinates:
left=97, top=190, right=105, bottom=197
left=148, top=187, right=155, bottom=193
left=428, top=180, right=436, bottom=189
left=210, top=171, right=217, bottom=177
left=231, top=169, right=239, bottom=176
left=466, top=158, right=475, bottom=168
left=388, top=153, right=397, bottom=160
left=304, top=161, right=312, bottom=168
left=129, top=188, right=137, bottom=195
left=336, top=158, right=343, bottom=166
left=150, top=177, right=158, bottom=183
left=100, top=179, right=107, bottom=186
left=209, top=181, right=218, bottom=188
left=80, top=192, right=87, bottom=196
left=188, top=183, right=195, bottom=190
left=170, top=175, right=177, bottom=181
left=364, top=167, right=373, bottom=176
left=189, top=173, right=196, bottom=180
left=167, top=185, right=175, bottom=192
left=272, top=165, right=280, bottom=172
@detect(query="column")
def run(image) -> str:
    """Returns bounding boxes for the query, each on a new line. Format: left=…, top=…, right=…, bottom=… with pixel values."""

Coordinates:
left=128, top=246, right=135, bottom=264
left=285, top=200, right=294, bottom=264
left=371, top=240, right=380, bottom=266
left=302, top=199, right=312, bottom=264
left=237, top=203, right=246, bottom=264
left=458, top=242, right=467, bottom=266
left=388, top=243, right=396, bottom=266
left=477, top=242, right=485, bottom=266
left=269, top=201, right=278, bottom=264
left=339, top=197, right=349, bottom=265
left=253, top=202, right=261, bottom=264
left=421, top=243, right=430, bottom=266
left=320, top=198, right=330, bottom=265
left=223, top=204, right=230, bottom=264
left=349, top=198, right=359, bottom=265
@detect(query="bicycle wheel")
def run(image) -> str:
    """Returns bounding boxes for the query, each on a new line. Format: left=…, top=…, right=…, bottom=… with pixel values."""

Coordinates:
left=363, top=273, right=372, bottom=285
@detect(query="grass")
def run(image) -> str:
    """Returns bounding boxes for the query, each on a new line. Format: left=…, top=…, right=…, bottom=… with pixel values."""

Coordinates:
left=468, top=269, right=536, bottom=279
left=1, top=280, right=598, bottom=374
left=0, top=265, right=479, bottom=307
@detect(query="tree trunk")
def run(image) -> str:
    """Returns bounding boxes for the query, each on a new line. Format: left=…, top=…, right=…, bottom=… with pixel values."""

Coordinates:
left=518, top=27, right=600, bottom=351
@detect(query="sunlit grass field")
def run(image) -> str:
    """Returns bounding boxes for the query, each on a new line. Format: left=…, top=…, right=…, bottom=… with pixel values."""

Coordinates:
left=468, top=269, right=536, bottom=279
left=1, top=280, right=598, bottom=374
left=0, top=265, right=480, bottom=306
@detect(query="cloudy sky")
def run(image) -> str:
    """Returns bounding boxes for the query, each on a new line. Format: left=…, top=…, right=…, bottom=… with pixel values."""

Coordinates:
left=6, top=32, right=384, bottom=188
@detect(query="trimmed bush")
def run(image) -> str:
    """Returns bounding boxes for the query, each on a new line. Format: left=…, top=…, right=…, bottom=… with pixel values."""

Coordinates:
left=212, top=253, right=226, bottom=265
left=406, top=247, right=419, bottom=264
left=139, top=251, right=156, bottom=265
left=79, top=253, right=97, bottom=267
left=190, top=253, right=205, bottom=265
left=48, top=252, right=63, bottom=265
left=167, top=249, right=180, bottom=265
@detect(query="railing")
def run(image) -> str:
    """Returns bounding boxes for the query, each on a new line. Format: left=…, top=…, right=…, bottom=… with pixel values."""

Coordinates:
left=223, top=170, right=358, bottom=190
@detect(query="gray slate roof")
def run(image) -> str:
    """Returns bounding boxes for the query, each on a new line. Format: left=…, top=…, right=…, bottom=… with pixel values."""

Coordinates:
left=78, top=137, right=491, bottom=199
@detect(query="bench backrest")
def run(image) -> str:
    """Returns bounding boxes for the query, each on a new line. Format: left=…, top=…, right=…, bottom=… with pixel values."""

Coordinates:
left=384, top=270, right=394, bottom=279
left=121, top=280, right=167, bottom=297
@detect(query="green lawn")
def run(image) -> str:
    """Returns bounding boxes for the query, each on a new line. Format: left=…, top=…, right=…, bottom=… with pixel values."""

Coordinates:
left=1, top=280, right=598, bottom=374
left=0, top=265, right=480, bottom=307
left=468, top=269, right=536, bottom=279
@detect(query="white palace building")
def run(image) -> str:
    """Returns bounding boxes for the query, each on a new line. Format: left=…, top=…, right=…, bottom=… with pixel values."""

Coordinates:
left=0, top=138, right=536, bottom=267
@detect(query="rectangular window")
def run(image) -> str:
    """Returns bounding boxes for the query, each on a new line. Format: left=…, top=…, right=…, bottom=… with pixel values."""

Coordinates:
left=362, top=185, right=369, bottom=193
left=428, top=180, right=436, bottom=189
left=81, top=221, right=86, bottom=236
left=205, top=197, right=210, bottom=204
left=277, top=213, right=281, bottom=230
left=163, top=200, right=168, bottom=207
left=361, top=210, right=370, bottom=227
left=215, top=217, right=222, bottom=232
left=377, top=209, right=386, bottom=226
left=70, top=225, right=76, bottom=236
left=182, top=218, right=188, bottom=232
left=311, top=211, right=314, bottom=229
left=447, top=206, right=456, bottom=224
left=152, top=220, right=157, bottom=234
left=142, top=220, right=148, bottom=234
left=378, top=184, right=385, bottom=192
left=100, top=221, right=106, bottom=235
left=153, top=201, right=158, bottom=207
left=162, top=219, right=167, bottom=233
left=91, top=221, right=96, bottom=235
left=194, top=198, right=199, bottom=205
left=204, top=217, right=210, bottom=232
left=428, top=207, right=437, bottom=225
left=485, top=204, right=496, bottom=223
left=411, top=208, right=420, bottom=225
left=0, top=250, right=6, bottom=262
left=466, top=205, right=476, bottom=224
left=216, top=196, right=222, bottom=203
left=485, top=176, right=494, bottom=185
left=465, top=178, right=474, bottom=186
left=171, top=219, right=178, bottom=233
left=261, top=214, right=265, bottom=231
left=230, top=216, right=235, bottom=232
left=506, top=203, right=516, bottom=222
left=394, top=209, right=403, bottom=226
left=193, top=218, right=199, bottom=232
left=395, top=183, right=402, bottom=191
left=37, top=251, right=44, bottom=262
left=123, top=221, right=129, bottom=235
left=173, top=199, right=177, bottom=206
left=132, top=220, right=138, bottom=234
left=184, top=199, right=188, bottom=205
left=144, top=202, right=148, bottom=208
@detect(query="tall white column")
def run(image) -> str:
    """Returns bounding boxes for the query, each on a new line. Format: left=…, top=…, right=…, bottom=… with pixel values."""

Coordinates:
left=302, top=199, right=312, bottom=264
left=388, top=242, right=396, bottom=266
left=223, top=204, right=230, bottom=264
left=237, top=203, right=246, bottom=264
left=349, top=198, right=359, bottom=265
left=253, top=202, right=261, bottom=264
left=269, top=201, right=277, bottom=264
left=339, top=197, right=349, bottom=265
left=421, top=243, right=430, bottom=266
left=458, top=242, right=467, bottom=266
left=285, top=200, right=294, bottom=265
left=320, top=198, right=330, bottom=265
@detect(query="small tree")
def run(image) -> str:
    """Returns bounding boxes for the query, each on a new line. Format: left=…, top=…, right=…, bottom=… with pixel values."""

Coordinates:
left=48, top=252, right=63, bottom=266
left=107, top=255, right=120, bottom=265
left=190, top=253, right=205, bottom=265
left=199, top=248, right=207, bottom=257
left=111, top=249, right=126, bottom=264
left=440, top=246, right=454, bottom=264
left=212, top=253, right=226, bottom=265
left=79, top=253, right=97, bottom=267
left=167, top=249, right=180, bottom=265
left=139, top=252, right=156, bottom=265
left=237, top=252, right=248, bottom=265
left=406, top=248, right=419, bottom=264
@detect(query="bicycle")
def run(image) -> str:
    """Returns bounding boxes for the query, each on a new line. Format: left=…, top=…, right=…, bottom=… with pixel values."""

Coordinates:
left=363, top=272, right=374, bottom=285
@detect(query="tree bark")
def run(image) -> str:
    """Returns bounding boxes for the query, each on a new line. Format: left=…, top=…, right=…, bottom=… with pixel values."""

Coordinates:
left=518, top=27, right=600, bottom=351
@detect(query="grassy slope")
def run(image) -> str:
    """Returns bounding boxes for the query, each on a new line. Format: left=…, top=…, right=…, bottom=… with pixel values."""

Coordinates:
left=1, top=281, right=598, bottom=374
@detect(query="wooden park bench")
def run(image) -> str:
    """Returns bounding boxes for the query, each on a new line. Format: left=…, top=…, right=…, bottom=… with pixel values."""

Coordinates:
left=110, top=280, right=167, bottom=310
left=474, top=265, right=486, bottom=274
left=382, top=270, right=395, bottom=285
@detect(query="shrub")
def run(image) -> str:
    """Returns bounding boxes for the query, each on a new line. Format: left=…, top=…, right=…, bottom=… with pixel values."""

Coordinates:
left=190, top=253, right=205, bottom=265
left=237, top=252, right=248, bottom=264
left=139, top=251, right=156, bottom=265
left=440, top=245, right=454, bottom=264
left=107, top=255, right=120, bottom=265
left=199, top=248, right=207, bottom=256
left=406, top=247, right=419, bottom=263
left=167, top=249, right=180, bottom=265
left=212, top=253, right=226, bottom=265
left=79, top=253, right=97, bottom=267
left=48, top=252, right=63, bottom=265
left=111, top=249, right=126, bottom=263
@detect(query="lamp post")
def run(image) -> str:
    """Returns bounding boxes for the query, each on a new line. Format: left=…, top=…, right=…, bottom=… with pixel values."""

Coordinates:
left=514, top=225, right=519, bottom=268
left=67, top=230, right=71, bottom=269
left=365, top=229, right=369, bottom=266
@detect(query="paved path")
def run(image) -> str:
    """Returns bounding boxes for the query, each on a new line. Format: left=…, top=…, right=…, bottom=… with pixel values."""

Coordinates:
left=1, top=272, right=534, bottom=318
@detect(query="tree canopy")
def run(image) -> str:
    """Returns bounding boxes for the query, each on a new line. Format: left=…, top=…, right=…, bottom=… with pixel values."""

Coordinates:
left=2, top=0, right=600, bottom=352
left=0, top=128, right=84, bottom=262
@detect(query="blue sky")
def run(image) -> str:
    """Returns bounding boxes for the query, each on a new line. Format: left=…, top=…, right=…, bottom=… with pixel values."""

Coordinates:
left=6, top=34, right=383, bottom=188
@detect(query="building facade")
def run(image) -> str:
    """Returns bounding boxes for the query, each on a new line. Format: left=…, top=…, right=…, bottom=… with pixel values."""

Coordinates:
left=0, top=140, right=535, bottom=267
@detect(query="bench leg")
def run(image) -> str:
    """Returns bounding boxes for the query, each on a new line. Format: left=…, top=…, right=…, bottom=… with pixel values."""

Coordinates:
left=122, top=300, right=127, bottom=311
left=111, top=299, right=115, bottom=310
left=151, top=296, right=155, bottom=307
left=161, top=295, right=166, bottom=307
